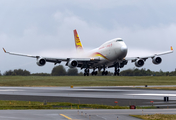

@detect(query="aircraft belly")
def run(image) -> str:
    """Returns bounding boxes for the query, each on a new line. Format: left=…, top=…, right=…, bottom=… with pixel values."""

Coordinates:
left=90, top=59, right=114, bottom=68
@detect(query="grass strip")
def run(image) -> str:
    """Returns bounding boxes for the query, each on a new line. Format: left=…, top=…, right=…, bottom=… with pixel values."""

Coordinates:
left=0, top=76, right=176, bottom=86
left=0, top=100, right=129, bottom=109
left=0, top=100, right=155, bottom=110
left=137, top=87, right=176, bottom=90
left=131, top=114, right=176, bottom=120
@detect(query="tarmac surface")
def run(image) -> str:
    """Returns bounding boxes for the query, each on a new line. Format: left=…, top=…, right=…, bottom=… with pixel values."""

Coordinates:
left=0, top=86, right=176, bottom=107
left=0, top=86, right=176, bottom=120
left=1, top=109, right=176, bottom=120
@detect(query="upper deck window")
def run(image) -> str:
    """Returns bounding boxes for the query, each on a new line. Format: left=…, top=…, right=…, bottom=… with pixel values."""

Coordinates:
left=116, top=39, right=123, bottom=42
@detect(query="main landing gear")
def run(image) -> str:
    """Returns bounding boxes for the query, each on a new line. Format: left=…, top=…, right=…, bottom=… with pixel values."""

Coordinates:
left=84, top=69, right=89, bottom=76
left=102, top=71, right=108, bottom=76
left=91, top=71, right=97, bottom=76
left=101, top=67, right=108, bottom=76
left=84, top=68, right=98, bottom=76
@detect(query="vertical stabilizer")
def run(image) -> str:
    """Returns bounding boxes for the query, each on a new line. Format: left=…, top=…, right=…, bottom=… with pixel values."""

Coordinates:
left=74, top=29, right=84, bottom=52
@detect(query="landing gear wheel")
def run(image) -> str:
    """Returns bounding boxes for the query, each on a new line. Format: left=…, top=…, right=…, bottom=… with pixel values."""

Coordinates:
left=84, top=69, right=89, bottom=76
left=114, top=68, right=120, bottom=76
left=105, top=71, right=108, bottom=75
left=91, top=71, right=98, bottom=76
left=102, top=71, right=104, bottom=76
left=102, top=71, right=108, bottom=76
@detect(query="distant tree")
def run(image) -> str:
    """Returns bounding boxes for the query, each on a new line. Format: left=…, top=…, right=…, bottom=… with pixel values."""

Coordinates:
left=120, top=69, right=134, bottom=76
left=169, top=69, right=176, bottom=76
left=0, top=71, right=1, bottom=76
left=165, top=71, right=169, bottom=76
left=31, top=73, right=51, bottom=76
left=3, top=70, right=13, bottom=76
left=120, top=68, right=153, bottom=76
left=51, top=65, right=66, bottom=76
left=78, top=72, right=84, bottom=76
left=3, top=69, right=30, bottom=76
left=67, top=68, right=78, bottom=76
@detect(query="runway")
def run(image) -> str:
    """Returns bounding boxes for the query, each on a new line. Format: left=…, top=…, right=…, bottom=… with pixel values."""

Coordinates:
left=0, top=86, right=176, bottom=107
left=0, top=86, right=176, bottom=119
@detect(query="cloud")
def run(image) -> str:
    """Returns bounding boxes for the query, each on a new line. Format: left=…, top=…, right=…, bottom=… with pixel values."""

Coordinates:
left=0, top=1, right=176, bottom=74
left=71, top=0, right=142, bottom=10
left=0, top=33, right=8, bottom=43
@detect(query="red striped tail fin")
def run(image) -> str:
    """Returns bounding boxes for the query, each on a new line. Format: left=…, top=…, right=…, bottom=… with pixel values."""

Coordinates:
left=74, top=29, right=84, bottom=52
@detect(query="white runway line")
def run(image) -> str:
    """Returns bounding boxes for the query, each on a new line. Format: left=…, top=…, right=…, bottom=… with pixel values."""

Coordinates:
left=128, top=94, right=176, bottom=96
left=0, top=89, right=23, bottom=91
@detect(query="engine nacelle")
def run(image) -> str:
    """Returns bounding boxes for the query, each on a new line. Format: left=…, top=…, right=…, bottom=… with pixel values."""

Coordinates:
left=68, top=59, right=78, bottom=68
left=36, top=58, right=46, bottom=66
left=152, top=57, right=162, bottom=65
left=135, top=59, right=144, bottom=67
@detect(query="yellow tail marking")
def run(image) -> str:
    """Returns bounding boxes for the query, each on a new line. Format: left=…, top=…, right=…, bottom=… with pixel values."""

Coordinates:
left=74, top=29, right=83, bottom=51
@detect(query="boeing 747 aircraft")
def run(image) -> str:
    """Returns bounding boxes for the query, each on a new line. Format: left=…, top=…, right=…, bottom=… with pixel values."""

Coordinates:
left=3, top=29, right=174, bottom=76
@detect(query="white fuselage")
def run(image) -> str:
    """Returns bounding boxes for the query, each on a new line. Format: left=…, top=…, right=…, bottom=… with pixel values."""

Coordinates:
left=87, top=38, right=128, bottom=68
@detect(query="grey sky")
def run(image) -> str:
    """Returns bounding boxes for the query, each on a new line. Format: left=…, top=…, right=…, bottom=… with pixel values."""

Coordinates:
left=0, top=0, right=175, bottom=74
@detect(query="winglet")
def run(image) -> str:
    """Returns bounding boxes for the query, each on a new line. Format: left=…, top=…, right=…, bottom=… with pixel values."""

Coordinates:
left=171, top=46, right=173, bottom=51
left=2, top=48, right=6, bottom=53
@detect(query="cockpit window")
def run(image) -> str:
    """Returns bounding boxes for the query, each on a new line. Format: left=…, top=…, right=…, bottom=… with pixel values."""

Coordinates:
left=116, top=39, right=123, bottom=42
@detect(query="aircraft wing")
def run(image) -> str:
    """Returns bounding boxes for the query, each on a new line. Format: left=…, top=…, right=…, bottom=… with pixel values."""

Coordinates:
left=2, top=48, right=100, bottom=67
left=125, top=46, right=174, bottom=62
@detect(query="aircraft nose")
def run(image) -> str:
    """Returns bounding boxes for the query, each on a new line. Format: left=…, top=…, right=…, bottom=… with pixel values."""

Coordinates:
left=121, top=45, right=128, bottom=53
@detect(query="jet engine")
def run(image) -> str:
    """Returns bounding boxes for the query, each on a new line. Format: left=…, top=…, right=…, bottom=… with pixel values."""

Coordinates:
left=68, top=59, right=78, bottom=68
left=152, top=56, right=162, bottom=65
left=37, top=58, right=46, bottom=66
left=135, top=59, right=144, bottom=67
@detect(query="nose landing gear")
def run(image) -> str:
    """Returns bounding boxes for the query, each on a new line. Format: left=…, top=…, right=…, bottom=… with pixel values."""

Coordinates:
left=114, top=63, right=120, bottom=76
left=114, top=68, right=120, bottom=76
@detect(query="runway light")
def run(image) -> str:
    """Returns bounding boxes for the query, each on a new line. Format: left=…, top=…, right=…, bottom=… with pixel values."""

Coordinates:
left=114, top=101, right=118, bottom=106
left=150, top=101, right=154, bottom=107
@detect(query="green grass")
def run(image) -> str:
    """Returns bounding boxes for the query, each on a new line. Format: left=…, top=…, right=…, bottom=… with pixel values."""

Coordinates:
left=131, top=114, right=176, bottom=120
left=0, top=100, right=129, bottom=109
left=0, top=76, right=176, bottom=86
left=0, top=100, right=156, bottom=110
left=137, top=87, right=176, bottom=90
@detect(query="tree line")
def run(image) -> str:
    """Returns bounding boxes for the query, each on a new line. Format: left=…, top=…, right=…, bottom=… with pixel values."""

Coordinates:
left=1, top=65, right=176, bottom=76
left=2, top=65, right=79, bottom=76
left=120, top=68, right=176, bottom=76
